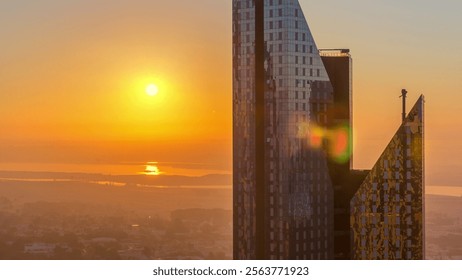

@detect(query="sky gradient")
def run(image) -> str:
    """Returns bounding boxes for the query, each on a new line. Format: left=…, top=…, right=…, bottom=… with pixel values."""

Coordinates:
left=1, top=0, right=461, bottom=185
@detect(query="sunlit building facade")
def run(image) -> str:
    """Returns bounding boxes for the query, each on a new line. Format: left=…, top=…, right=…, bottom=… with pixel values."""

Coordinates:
left=233, top=0, right=335, bottom=260
left=350, top=96, right=425, bottom=260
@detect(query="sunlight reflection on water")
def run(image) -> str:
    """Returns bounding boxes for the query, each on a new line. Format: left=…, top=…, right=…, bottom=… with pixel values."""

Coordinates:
left=0, top=162, right=230, bottom=177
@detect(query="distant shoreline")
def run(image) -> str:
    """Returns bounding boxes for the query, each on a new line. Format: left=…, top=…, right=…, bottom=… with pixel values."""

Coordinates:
left=0, top=170, right=232, bottom=189
left=426, top=186, right=462, bottom=198
left=1, top=170, right=461, bottom=197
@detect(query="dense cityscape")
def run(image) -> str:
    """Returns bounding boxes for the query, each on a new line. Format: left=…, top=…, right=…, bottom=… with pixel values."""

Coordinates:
left=0, top=175, right=460, bottom=260
left=0, top=176, right=232, bottom=260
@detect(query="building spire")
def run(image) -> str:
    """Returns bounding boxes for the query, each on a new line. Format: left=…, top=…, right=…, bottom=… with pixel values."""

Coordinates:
left=400, top=89, right=408, bottom=122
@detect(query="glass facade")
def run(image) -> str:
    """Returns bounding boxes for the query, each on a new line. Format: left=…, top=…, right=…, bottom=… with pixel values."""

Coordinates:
left=233, top=0, right=334, bottom=260
left=233, top=0, right=424, bottom=260
left=350, top=96, right=425, bottom=260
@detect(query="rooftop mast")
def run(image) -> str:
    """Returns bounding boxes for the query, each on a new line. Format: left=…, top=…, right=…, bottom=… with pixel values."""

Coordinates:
left=400, top=89, right=408, bottom=122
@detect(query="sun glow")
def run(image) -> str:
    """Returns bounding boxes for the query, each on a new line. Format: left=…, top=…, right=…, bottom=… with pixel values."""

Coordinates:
left=145, top=164, right=161, bottom=176
left=146, top=84, right=159, bottom=96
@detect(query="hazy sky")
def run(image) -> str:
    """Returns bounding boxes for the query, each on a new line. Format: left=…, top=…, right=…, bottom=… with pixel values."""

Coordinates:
left=1, top=0, right=461, bottom=185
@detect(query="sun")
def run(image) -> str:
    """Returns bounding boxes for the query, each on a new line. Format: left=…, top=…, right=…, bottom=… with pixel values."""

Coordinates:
left=146, top=84, right=159, bottom=96
left=145, top=164, right=161, bottom=176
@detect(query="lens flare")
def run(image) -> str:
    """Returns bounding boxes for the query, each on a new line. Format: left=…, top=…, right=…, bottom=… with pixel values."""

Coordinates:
left=329, top=125, right=351, bottom=164
left=309, top=126, right=325, bottom=149
left=306, top=123, right=351, bottom=164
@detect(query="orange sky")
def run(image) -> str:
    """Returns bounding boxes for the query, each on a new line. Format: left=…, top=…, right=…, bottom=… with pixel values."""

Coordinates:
left=0, top=1, right=232, bottom=174
left=1, top=1, right=461, bottom=185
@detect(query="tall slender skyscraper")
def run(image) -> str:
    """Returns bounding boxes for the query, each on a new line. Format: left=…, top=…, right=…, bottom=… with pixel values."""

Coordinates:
left=233, top=0, right=335, bottom=260
left=319, top=49, right=365, bottom=259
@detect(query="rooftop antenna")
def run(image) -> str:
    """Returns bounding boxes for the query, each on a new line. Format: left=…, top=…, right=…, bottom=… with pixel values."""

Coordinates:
left=400, top=89, right=408, bottom=122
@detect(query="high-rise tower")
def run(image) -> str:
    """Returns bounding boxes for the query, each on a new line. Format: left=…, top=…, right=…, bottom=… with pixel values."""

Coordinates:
left=233, top=0, right=335, bottom=260
left=319, top=49, right=365, bottom=259
left=350, top=96, right=425, bottom=260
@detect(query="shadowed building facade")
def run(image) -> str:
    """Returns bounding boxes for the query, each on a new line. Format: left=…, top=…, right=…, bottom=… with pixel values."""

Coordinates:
left=320, top=49, right=358, bottom=259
